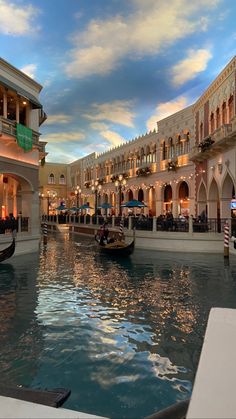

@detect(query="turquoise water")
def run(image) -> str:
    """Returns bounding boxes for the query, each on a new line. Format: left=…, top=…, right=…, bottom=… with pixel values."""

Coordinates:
left=1, top=233, right=236, bottom=418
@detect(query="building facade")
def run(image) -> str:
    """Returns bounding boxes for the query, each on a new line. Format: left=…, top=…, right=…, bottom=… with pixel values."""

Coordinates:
left=39, top=56, right=236, bottom=221
left=0, top=58, right=46, bottom=244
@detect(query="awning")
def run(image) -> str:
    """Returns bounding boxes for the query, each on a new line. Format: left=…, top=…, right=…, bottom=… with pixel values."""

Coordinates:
left=0, top=74, right=42, bottom=109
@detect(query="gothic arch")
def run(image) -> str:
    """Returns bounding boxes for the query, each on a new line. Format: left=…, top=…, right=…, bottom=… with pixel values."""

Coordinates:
left=163, top=184, right=172, bottom=214
left=127, top=189, right=133, bottom=201
left=208, top=178, right=220, bottom=219
left=197, top=181, right=207, bottom=216
left=177, top=181, right=189, bottom=215
left=138, top=188, right=144, bottom=202
left=221, top=172, right=235, bottom=218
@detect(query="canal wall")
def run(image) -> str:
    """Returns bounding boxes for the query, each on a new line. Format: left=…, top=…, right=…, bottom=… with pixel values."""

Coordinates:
left=1, top=223, right=235, bottom=257
left=46, top=222, right=228, bottom=254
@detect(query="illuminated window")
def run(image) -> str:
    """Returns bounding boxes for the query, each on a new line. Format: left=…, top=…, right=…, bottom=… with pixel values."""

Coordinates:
left=48, top=173, right=55, bottom=184
left=59, top=174, right=66, bottom=185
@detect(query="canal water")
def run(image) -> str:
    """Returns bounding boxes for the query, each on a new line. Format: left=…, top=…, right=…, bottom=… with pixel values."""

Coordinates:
left=1, top=233, right=236, bottom=418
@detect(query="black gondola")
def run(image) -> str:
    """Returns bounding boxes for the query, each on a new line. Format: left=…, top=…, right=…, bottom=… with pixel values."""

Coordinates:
left=0, top=238, right=15, bottom=263
left=97, top=239, right=135, bottom=256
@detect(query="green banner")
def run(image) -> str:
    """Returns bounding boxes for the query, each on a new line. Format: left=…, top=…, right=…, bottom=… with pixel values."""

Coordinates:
left=16, top=123, right=33, bottom=152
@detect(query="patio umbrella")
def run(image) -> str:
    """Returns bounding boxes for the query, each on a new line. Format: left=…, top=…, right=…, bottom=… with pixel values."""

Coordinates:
left=78, top=204, right=94, bottom=210
left=55, top=205, right=68, bottom=211
left=121, top=199, right=147, bottom=208
left=97, top=203, right=114, bottom=209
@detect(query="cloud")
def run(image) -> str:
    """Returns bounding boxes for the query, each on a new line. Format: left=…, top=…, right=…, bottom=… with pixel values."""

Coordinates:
left=0, top=0, right=40, bottom=36
left=43, top=131, right=85, bottom=143
left=171, top=49, right=212, bottom=86
left=100, top=130, right=124, bottom=147
left=90, top=122, right=109, bottom=131
left=65, top=0, right=220, bottom=78
left=146, top=96, right=190, bottom=131
left=83, top=100, right=136, bottom=127
left=44, top=114, right=73, bottom=125
left=46, top=145, right=76, bottom=164
left=20, top=64, right=37, bottom=79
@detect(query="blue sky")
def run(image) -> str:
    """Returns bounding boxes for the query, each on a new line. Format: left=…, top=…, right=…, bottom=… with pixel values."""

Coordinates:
left=1, top=0, right=236, bottom=163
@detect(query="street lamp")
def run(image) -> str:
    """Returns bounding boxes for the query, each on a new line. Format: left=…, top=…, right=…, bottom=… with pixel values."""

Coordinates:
left=75, top=186, right=81, bottom=207
left=46, top=190, right=57, bottom=215
left=115, top=175, right=127, bottom=216
left=91, top=180, right=102, bottom=214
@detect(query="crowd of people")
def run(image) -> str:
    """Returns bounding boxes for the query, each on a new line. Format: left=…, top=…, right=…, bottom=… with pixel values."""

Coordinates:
left=0, top=213, right=18, bottom=235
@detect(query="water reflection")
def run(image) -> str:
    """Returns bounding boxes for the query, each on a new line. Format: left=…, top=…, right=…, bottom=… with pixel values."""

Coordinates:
left=1, top=235, right=236, bottom=418
left=0, top=254, right=41, bottom=386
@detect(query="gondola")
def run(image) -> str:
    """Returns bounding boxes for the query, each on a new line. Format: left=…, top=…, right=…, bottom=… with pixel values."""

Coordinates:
left=96, top=237, right=135, bottom=256
left=0, top=238, right=15, bottom=263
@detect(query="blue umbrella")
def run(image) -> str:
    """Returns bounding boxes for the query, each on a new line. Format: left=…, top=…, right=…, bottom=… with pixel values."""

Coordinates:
left=55, top=205, right=68, bottom=211
left=121, top=199, right=147, bottom=208
left=97, top=203, right=114, bottom=209
left=78, top=204, right=94, bottom=210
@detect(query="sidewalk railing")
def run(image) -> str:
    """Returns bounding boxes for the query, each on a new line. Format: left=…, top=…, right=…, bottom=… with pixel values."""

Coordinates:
left=0, top=217, right=29, bottom=234
left=42, top=215, right=232, bottom=235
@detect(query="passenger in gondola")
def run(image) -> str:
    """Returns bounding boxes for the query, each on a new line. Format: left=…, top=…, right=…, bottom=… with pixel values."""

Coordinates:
left=99, top=222, right=109, bottom=245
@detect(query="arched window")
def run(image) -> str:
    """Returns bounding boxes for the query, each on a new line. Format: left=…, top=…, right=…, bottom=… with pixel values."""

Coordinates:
left=140, top=148, right=145, bottom=164
left=229, top=95, right=234, bottom=121
left=146, top=146, right=151, bottom=163
left=162, top=141, right=167, bottom=160
left=59, top=174, right=65, bottom=185
left=200, top=123, right=203, bottom=142
left=210, top=113, right=214, bottom=133
left=222, top=102, right=227, bottom=124
left=152, top=144, right=157, bottom=163
left=168, top=137, right=174, bottom=159
left=48, top=173, right=55, bottom=184
left=136, top=153, right=140, bottom=167
left=216, top=107, right=220, bottom=129
left=184, top=132, right=190, bottom=154
left=176, top=135, right=182, bottom=156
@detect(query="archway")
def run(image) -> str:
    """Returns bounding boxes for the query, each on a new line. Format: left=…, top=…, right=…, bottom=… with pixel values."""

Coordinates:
left=0, top=172, right=33, bottom=219
left=178, top=181, right=189, bottom=216
left=147, top=186, right=156, bottom=216
left=127, top=189, right=133, bottom=200
left=163, top=185, right=172, bottom=214
left=222, top=173, right=235, bottom=218
left=208, top=178, right=220, bottom=224
left=138, top=188, right=144, bottom=202
left=197, top=182, right=207, bottom=217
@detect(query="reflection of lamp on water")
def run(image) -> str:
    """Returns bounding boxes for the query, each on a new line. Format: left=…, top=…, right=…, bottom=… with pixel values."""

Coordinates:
left=115, top=175, right=127, bottom=216
left=91, top=181, right=102, bottom=214
left=75, top=186, right=81, bottom=207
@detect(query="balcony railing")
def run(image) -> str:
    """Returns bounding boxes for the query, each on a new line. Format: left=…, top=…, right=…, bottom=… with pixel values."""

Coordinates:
left=0, top=116, right=40, bottom=146
left=190, top=119, right=236, bottom=162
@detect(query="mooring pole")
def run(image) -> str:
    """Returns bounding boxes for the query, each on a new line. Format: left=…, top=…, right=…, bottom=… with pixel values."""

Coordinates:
left=224, top=221, right=229, bottom=258
left=43, top=221, right=48, bottom=245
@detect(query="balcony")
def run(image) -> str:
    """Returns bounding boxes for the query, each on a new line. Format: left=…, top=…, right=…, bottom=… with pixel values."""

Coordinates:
left=0, top=116, right=41, bottom=148
left=189, top=118, right=236, bottom=163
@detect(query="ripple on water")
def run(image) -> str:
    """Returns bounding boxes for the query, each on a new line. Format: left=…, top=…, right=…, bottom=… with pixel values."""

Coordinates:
left=1, top=235, right=236, bottom=418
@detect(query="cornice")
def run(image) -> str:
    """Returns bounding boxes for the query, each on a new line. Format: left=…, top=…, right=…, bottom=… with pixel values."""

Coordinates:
left=0, top=57, right=42, bottom=91
left=194, top=56, right=236, bottom=110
